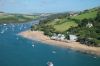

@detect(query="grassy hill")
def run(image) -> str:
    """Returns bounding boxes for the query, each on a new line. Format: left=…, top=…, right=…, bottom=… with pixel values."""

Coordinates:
left=0, top=13, right=39, bottom=23
left=41, top=8, right=98, bottom=33
left=31, top=7, right=100, bottom=46
left=71, top=10, right=97, bottom=20
left=32, top=7, right=99, bottom=33
left=46, top=19, right=77, bottom=32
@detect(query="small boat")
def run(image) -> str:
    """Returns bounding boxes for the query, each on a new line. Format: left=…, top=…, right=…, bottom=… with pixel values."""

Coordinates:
left=94, top=57, right=96, bottom=58
left=19, top=25, right=23, bottom=30
left=11, top=24, right=15, bottom=27
left=3, top=24, right=7, bottom=26
left=24, top=26, right=26, bottom=28
left=16, top=37, right=19, bottom=40
left=47, top=62, right=54, bottom=66
left=52, top=51, right=56, bottom=54
left=32, top=44, right=35, bottom=48
left=5, top=27, right=8, bottom=31
left=19, top=27, right=22, bottom=30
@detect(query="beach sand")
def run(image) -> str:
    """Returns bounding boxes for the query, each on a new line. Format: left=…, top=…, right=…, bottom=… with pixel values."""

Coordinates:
left=18, top=30, right=100, bottom=56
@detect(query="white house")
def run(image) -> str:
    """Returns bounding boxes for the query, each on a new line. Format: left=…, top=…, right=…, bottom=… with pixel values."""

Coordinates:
left=54, top=19, right=60, bottom=22
left=51, top=34, right=65, bottom=41
left=69, top=35, right=78, bottom=41
left=69, top=12, right=78, bottom=17
left=58, top=34, right=65, bottom=40
left=86, top=22, right=93, bottom=28
left=51, top=33, right=58, bottom=40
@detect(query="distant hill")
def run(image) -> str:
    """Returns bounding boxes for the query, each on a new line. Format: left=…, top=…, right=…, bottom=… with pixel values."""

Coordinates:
left=0, top=12, right=39, bottom=23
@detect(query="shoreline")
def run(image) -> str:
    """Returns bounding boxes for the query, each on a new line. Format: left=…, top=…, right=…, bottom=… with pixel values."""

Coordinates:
left=18, top=30, right=100, bottom=56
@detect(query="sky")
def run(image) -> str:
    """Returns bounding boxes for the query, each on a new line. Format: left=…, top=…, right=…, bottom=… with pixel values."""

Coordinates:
left=0, top=0, right=100, bottom=14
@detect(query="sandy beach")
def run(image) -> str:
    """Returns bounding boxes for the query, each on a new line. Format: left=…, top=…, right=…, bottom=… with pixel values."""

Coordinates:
left=18, top=30, right=100, bottom=56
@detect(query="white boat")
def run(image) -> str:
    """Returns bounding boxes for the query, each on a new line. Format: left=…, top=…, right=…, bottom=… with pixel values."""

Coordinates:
left=20, top=25, right=23, bottom=30
left=47, top=62, right=54, bottom=66
left=52, top=51, right=56, bottom=54
left=32, top=44, right=35, bottom=48
left=20, top=26, right=22, bottom=30
left=3, top=24, right=7, bottom=26
left=94, top=57, right=96, bottom=58
left=24, top=26, right=26, bottom=28
left=11, top=24, right=15, bottom=27
left=16, top=37, right=19, bottom=40
left=5, top=27, right=8, bottom=31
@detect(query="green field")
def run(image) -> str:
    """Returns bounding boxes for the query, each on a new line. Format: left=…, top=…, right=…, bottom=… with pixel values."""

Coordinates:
left=46, top=19, right=77, bottom=32
left=44, top=9, right=98, bottom=32
left=54, top=21, right=77, bottom=32
left=71, top=10, right=97, bottom=20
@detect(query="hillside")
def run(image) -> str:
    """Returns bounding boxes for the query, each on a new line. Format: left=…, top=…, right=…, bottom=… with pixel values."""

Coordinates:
left=37, top=7, right=99, bottom=33
left=0, top=12, right=39, bottom=23
left=31, top=7, right=100, bottom=46
left=46, top=19, right=77, bottom=32
left=31, top=7, right=99, bottom=33
left=71, top=9, right=98, bottom=20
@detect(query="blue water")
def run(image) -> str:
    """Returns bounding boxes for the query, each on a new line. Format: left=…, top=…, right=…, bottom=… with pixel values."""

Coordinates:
left=0, top=20, right=100, bottom=66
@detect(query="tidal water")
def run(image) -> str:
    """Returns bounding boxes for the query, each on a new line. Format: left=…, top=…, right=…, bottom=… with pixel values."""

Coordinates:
left=0, top=20, right=100, bottom=66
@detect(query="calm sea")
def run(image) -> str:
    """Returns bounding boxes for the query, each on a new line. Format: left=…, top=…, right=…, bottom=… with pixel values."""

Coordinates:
left=0, top=20, right=100, bottom=66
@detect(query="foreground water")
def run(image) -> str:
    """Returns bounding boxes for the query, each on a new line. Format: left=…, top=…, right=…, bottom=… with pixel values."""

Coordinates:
left=0, top=20, right=100, bottom=66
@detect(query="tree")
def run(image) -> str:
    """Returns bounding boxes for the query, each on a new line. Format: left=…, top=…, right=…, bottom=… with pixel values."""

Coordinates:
left=41, top=25, right=55, bottom=36
left=95, top=10, right=100, bottom=22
